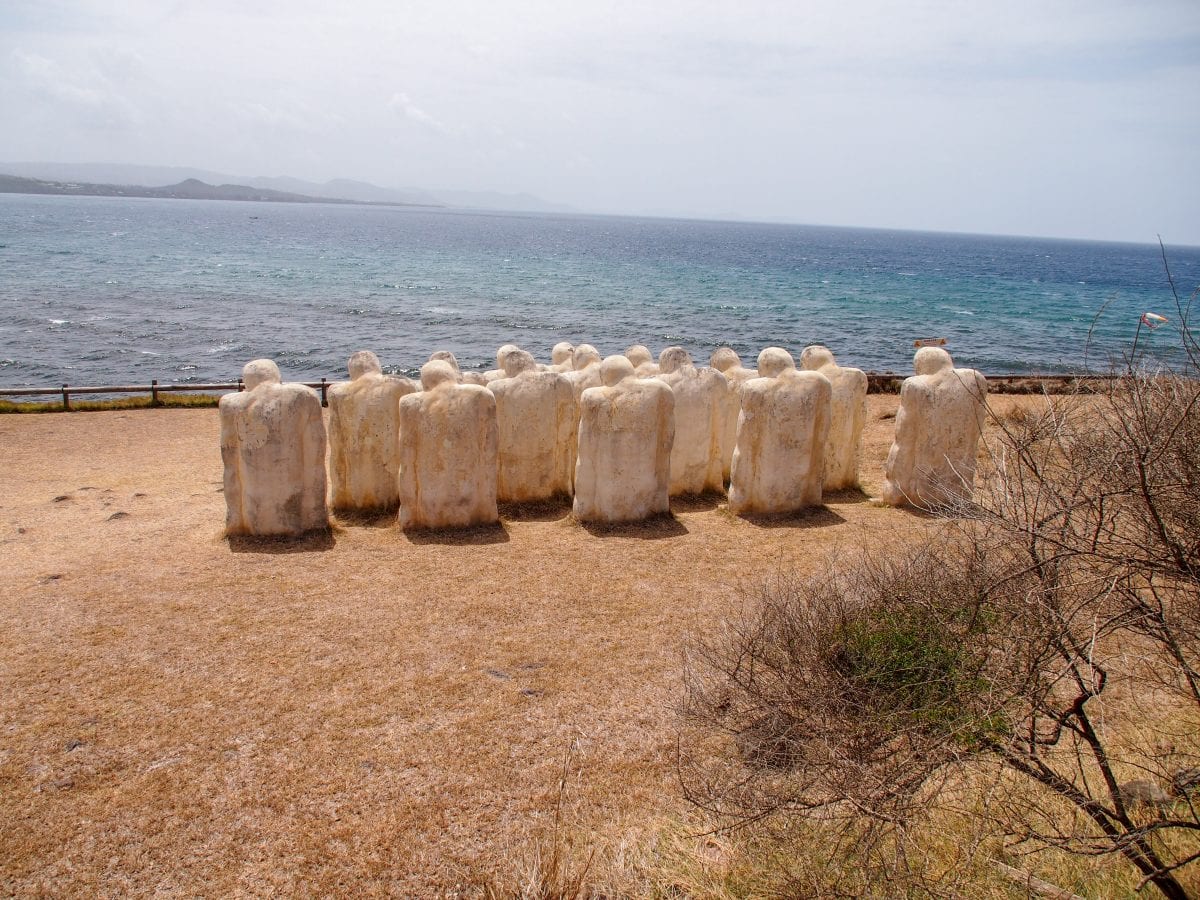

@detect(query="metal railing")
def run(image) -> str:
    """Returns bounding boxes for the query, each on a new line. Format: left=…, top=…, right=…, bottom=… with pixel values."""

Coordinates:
left=0, top=378, right=334, bottom=410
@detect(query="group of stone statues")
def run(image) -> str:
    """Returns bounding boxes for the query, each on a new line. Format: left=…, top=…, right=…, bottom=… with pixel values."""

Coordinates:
left=219, top=342, right=987, bottom=537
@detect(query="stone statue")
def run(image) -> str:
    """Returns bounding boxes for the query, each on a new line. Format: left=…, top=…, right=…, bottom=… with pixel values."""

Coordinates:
left=573, top=356, right=675, bottom=523
left=483, top=344, right=521, bottom=382
left=729, top=363, right=832, bottom=516
left=219, top=359, right=328, bottom=536
left=547, top=341, right=575, bottom=373
left=565, top=344, right=603, bottom=400
left=398, top=360, right=499, bottom=529
left=657, top=346, right=726, bottom=495
left=800, top=345, right=867, bottom=491
left=327, top=350, right=417, bottom=512
left=488, top=349, right=577, bottom=502
left=710, top=347, right=758, bottom=482
left=428, top=350, right=488, bottom=385
left=882, top=347, right=988, bottom=508
left=625, top=344, right=660, bottom=377
left=756, top=346, right=797, bottom=378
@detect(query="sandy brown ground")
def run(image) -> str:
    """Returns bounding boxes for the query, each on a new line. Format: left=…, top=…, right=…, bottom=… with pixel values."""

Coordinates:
left=0, top=396, right=1035, bottom=897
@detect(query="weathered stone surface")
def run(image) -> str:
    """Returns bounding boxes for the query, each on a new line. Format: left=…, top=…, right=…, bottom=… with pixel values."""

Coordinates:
left=657, top=346, right=726, bottom=495
left=398, top=360, right=499, bottom=529
left=573, top=356, right=675, bottom=523
left=564, top=344, right=603, bottom=400
left=488, top=350, right=577, bottom=502
left=728, top=367, right=831, bottom=516
left=625, top=344, right=660, bottom=377
left=327, top=350, right=418, bottom=511
left=800, top=345, right=867, bottom=491
left=220, top=359, right=328, bottom=536
left=547, top=341, right=575, bottom=373
left=428, top=350, right=488, bottom=385
left=483, top=344, right=521, bottom=383
left=710, top=348, right=758, bottom=481
left=882, top=348, right=987, bottom=508
left=756, top=346, right=797, bottom=378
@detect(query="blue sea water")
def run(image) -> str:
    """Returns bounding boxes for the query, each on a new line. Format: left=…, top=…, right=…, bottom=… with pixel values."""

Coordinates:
left=0, top=193, right=1196, bottom=386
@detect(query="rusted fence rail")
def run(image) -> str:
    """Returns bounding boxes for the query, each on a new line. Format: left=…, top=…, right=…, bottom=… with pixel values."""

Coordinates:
left=0, top=373, right=1118, bottom=411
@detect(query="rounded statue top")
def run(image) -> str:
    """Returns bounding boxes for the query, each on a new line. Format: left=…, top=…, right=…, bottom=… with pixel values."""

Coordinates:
left=800, top=345, right=836, bottom=371
left=624, top=344, right=653, bottom=367
left=503, top=349, right=538, bottom=377
left=573, top=344, right=602, bottom=369
left=428, top=350, right=461, bottom=372
left=710, top=347, right=741, bottom=372
left=600, top=355, right=635, bottom=387
left=658, top=346, right=692, bottom=374
left=551, top=341, right=575, bottom=366
left=914, top=346, right=954, bottom=376
left=243, top=358, right=282, bottom=390
left=757, top=347, right=796, bottom=378
left=420, top=359, right=459, bottom=390
left=348, top=349, right=383, bottom=379
left=495, top=344, right=520, bottom=368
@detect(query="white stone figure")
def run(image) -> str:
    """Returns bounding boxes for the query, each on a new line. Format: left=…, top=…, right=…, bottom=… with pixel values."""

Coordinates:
left=710, top=348, right=759, bottom=481
left=488, top=349, right=577, bottom=502
left=326, top=350, right=417, bottom=512
left=573, top=356, right=675, bottom=523
left=483, top=344, right=521, bottom=383
left=625, top=344, right=660, bottom=377
left=656, top=346, right=727, bottom=495
left=882, top=347, right=988, bottom=508
left=398, top=360, right=499, bottom=529
left=219, top=359, right=328, bottom=536
left=756, top=346, right=797, bottom=378
left=565, top=343, right=603, bottom=401
left=800, top=345, right=868, bottom=491
left=728, top=366, right=832, bottom=517
left=548, top=341, right=576, bottom=373
left=429, top=349, right=488, bottom=385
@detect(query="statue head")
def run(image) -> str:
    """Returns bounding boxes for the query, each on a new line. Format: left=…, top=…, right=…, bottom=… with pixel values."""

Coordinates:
left=757, top=347, right=796, bottom=378
left=428, top=350, right=460, bottom=372
left=624, top=344, right=653, bottom=367
left=495, top=344, right=520, bottom=369
left=503, top=349, right=538, bottom=378
left=799, top=345, right=835, bottom=371
left=420, top=359, right=459, bottom=390
left=551, top=341, right=575, bottom=366
left=914, top=346, right=954, bottom=376
left=573, top=343, right=602, bottom=369
left=710, top=347, right=741, bottom=372
left=348, top=349, right=383, bottom=380
left=600, top=355, right=635, bottom=387
left=242, top=359, right=282, bottom=390
left=658, top=346, right=693, bottom=374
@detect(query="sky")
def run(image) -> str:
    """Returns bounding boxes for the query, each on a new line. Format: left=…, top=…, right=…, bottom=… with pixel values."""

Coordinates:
left=1, top=0, right=1198, bottom=244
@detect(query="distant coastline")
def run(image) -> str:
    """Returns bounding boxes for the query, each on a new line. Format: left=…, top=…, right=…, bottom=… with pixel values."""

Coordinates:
left=0, top=174, right=439, bottom=208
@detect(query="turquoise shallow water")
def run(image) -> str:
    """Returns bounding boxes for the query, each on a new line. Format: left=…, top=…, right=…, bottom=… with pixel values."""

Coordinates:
left=0, top=194, right=1196, bottom=385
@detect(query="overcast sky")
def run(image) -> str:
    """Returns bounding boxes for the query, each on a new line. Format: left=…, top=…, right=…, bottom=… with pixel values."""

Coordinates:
left=1, top=0, right=1197, bottom=243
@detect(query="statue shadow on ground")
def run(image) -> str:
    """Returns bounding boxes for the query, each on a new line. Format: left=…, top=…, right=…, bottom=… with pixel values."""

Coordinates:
left=822, top=486, right=870, bottom=506
left=498, top=497, right=572, bottom=523
left=402, top=521, right=511, bottom=546
left=737, top=506, right=847, bottom=530
left=578, top=513, right=689, bottom=540
left=227, top=528, right=337, bottom=554
left=331, top=507, right=398, bottom=528
left=669, top=491, right=724, bottom=514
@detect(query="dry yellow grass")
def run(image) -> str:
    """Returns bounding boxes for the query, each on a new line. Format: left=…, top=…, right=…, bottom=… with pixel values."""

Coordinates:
left=0, top=396, right=1039, bottom=896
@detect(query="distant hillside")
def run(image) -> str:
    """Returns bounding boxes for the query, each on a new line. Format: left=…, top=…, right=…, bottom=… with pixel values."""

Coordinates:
left=0, top=162, right=574, bottom=214
left=0, top=174, right=434, bottom=207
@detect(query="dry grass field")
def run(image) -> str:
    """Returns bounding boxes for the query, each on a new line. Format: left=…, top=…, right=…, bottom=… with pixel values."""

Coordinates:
left=0, top=395, right=1036, bottom=896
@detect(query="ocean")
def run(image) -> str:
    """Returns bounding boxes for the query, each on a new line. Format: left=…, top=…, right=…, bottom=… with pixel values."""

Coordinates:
left=1, top=193, right=1196, bottom=386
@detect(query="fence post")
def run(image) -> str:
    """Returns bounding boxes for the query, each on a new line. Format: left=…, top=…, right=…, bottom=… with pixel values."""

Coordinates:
left=238, top=378, right=244, bottom=393
left=151, top=379, right=159, bottom=406
left=320, top=377, right=328, bottom=407
left=61, top=384, right=71, bottom=412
